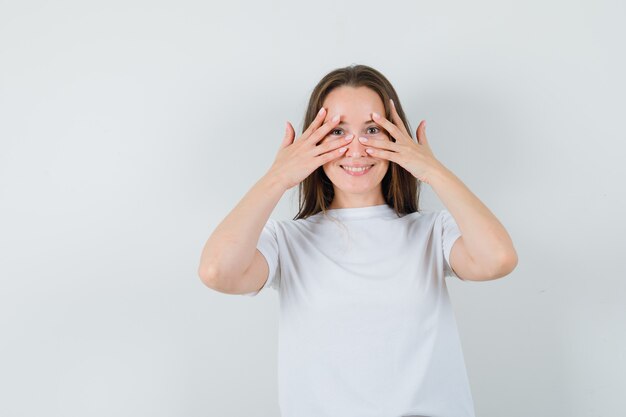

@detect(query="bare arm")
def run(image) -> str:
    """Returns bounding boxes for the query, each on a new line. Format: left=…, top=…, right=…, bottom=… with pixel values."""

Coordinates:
left=197, top=172, right=286, bottom=290
left=197, top=107, right=349, bottom=292
left=365, top=102, right=517, bottom=282
left=429, top=164, right=518, bottom=281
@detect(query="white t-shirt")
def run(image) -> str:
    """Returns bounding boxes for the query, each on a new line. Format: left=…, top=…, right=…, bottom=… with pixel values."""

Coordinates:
left=244, top=203, right=475, bottom=417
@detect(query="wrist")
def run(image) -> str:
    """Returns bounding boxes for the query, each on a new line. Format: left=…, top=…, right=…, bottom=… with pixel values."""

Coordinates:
left=261, top=170, right=289, bottom=194
left=425, top=161, right=453, bottom=187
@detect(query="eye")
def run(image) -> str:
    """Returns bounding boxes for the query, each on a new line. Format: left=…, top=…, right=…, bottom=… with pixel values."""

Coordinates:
left=366, top=127, right=380, bottom=134
left=331, top=129, right=344, bottom=135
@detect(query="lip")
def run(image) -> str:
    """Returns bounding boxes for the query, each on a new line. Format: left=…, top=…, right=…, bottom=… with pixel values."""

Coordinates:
left=339, top=163, right=375, bottom=168
left=340, top=164, right=374, bottom=176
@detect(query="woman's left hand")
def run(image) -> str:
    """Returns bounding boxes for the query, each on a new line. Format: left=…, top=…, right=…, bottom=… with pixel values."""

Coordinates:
left=360, top=99, right=446, bottom=185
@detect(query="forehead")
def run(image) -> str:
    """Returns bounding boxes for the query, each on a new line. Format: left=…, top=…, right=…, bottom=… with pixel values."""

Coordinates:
left=322, top=86, right=384, bottom=120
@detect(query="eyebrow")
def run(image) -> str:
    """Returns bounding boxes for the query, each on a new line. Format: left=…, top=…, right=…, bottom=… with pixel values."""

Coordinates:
left=337, top=120, right=376, bottom=127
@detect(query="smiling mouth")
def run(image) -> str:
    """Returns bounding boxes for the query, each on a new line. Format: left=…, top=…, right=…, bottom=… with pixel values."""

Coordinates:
left=340, top=164, right=375, bottom=175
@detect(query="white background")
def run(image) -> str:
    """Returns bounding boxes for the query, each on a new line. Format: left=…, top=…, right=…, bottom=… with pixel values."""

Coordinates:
left=1, top=1, right=625, bottom=416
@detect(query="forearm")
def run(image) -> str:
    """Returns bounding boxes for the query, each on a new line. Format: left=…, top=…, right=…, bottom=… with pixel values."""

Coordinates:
left=198, top=172, right=286, bottom=284
left=427, top=163, right=518, bottom=270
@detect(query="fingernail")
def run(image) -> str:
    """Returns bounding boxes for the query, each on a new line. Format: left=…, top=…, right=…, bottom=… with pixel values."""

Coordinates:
left=318, top=108, right=325, bottom=116
left=358, top=136, right=368, bottom=142
left=345, top=134, right=354, bottom=141
left=372, top=112, right=380, bottom=119
left=390, top=98, right=395, bottom=107
left=332, top=114, right=340, bottom=122
left=339, top=147, right=347, bottom=153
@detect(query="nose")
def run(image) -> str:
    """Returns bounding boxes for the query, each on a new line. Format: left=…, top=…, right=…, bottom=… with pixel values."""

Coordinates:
left=345, top=133, right=368, bottom=157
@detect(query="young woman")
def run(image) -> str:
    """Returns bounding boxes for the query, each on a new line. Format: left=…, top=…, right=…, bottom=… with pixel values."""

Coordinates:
left=198, top=64, right=518, bottom=417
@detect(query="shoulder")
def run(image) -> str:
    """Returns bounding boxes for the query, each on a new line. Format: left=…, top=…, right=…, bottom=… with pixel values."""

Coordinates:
left=399, top=209, right=440, bottom=226
left=265, top=217, right=315, bottom=235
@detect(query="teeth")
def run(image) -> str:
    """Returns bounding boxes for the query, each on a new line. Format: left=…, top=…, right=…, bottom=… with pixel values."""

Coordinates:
left=342, top=165, right=372, bottom=172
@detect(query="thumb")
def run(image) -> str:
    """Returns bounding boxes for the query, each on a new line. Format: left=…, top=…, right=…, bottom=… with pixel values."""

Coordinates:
left=281, top=121, right=295, bottom=149
left=416, top=120, right=429, bottom=146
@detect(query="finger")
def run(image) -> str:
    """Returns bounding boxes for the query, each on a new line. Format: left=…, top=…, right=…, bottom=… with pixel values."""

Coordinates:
left=364, top=146, right=401, bottom=164
left=280, top=121, right=295, bottom=149
left=300, top=107, right=327, bottom=140
left=389, top=98, right=410, bottom=138
left=372, top=111, right=408, bottom=144
left=314, top=134, right=354, bottom=157
left=416, top=120, right=429, bottom=146
left=319, top=139, right=351, bottom=164
left=357, top=136, right=398, bottom=152
left=308, top=113, right=342, bottom=144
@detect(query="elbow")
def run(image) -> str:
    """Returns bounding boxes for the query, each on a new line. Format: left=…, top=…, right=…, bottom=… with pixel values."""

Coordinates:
left=198, top=263, right=220, bottom=288
left=490, top=250, right=518, bottom=279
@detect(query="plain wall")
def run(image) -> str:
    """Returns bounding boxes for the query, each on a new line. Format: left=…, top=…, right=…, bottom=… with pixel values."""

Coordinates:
left=1, top=0, right=624, bottom=416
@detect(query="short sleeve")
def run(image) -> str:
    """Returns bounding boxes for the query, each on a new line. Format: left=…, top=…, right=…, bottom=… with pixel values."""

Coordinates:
left=242, top=218, right=281, bottom=296
left=440, top=209, right=463, bottom=279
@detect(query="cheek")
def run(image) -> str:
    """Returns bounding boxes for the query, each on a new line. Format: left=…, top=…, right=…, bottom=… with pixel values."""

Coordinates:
left=322, top=160, right=335, bottom=173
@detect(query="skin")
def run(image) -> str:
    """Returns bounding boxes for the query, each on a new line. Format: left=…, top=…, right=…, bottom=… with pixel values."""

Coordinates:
left=346, top=93, right=519, bottom=281
left=199, top=84, right=518, bottom=289
left=320, top=86, right=393, bottom=209
left=224, top=84, right=516, bottom=283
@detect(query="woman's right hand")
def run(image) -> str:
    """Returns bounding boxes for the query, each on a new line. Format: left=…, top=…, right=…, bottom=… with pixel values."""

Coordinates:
left=265, top=107, right=354, bottom=190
